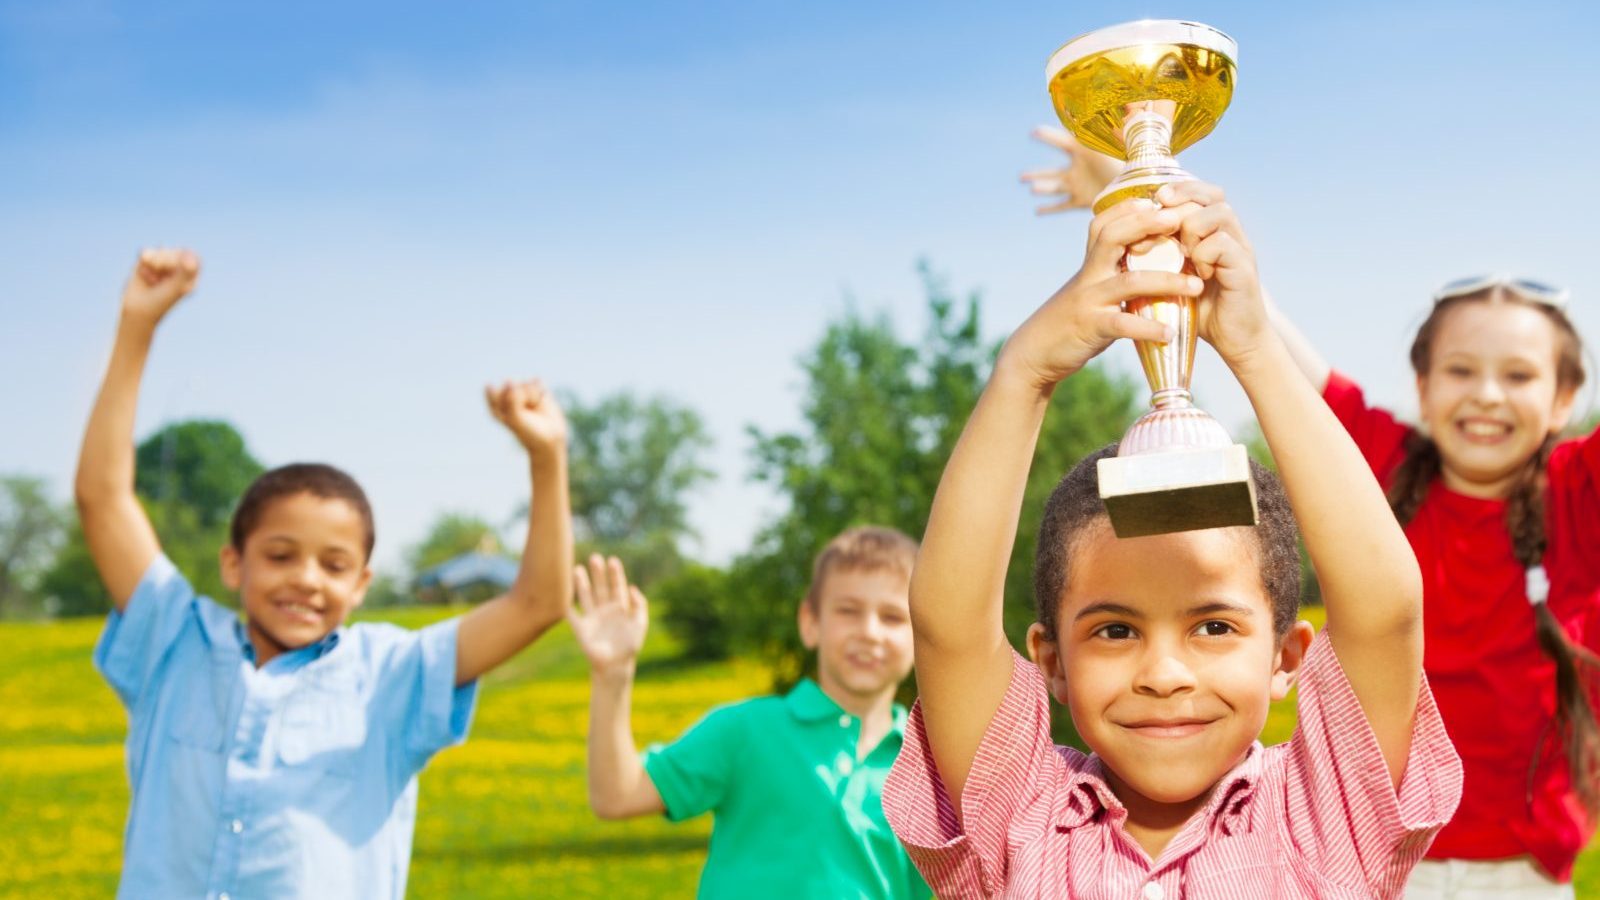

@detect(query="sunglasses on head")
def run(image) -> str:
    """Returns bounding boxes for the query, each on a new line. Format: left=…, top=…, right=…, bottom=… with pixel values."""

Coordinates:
left=1432, top=274, right=1570, bottom=309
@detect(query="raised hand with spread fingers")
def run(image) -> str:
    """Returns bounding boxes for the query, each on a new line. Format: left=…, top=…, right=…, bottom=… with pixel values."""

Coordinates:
left=568, top=554, right=650, bottom=677
left=1018, top=125, right=1122, bottom=215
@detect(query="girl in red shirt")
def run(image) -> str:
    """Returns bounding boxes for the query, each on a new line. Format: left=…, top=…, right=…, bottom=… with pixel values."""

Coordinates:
left=1272, top=272, right=1598, bottom=897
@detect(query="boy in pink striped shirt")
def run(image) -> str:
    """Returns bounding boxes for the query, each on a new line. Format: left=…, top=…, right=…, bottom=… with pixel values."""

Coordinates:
left=883, top=184, right=1464, bottom=899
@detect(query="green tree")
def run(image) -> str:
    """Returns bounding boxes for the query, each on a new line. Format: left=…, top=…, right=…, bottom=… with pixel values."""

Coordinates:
left=0, top=476, right=67, bottom=617
left=134, top=420, right=264, bottom=528
left=561, top=392, right=714, bottom=588
left=653, top=563, right=736, bottom=661
left=729, top=265, right=1142, bottom=703
left=406, top=513, right=504, bottom=574
left=41, top=419, right=262, bottom=617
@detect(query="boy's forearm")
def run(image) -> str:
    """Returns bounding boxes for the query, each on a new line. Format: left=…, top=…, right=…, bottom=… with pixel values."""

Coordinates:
left=586, top=667, right=657, bottom=819
left=911, top=360, right=1050, bottom=652
left=1229, top=337, right=1421, bottom=636
left=908, top=359, right=1054, bottom=811
left=511, top=451, right=573, bottom=629
left=1263, top=291, right=1332, bottom=392
left=1230, top=335, right=1422, bottom=786
left=76, top=316, right=156, bottom=503
left=76, top=314, right=164, bottom=609
left=452, top=451, right=572, bottom=684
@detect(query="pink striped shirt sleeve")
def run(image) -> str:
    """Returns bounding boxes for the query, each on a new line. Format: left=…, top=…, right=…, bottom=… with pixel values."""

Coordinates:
left=884, top=651, right=1061, bottom=897
left=1278, top=630, right=1463, bottom=895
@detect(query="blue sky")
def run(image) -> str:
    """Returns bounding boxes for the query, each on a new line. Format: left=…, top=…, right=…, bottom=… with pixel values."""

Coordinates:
left=3, top=0, right=1596, bottom=574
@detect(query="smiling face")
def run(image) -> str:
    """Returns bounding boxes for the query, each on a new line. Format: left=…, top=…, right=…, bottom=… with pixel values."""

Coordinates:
left=799, top=566, right=915, bottom=710
left=221, top=491, right=373, bottom=665
left=1416, top=300, right=1579, bottom=498
left=1028, top=521, right=1310, bottom=809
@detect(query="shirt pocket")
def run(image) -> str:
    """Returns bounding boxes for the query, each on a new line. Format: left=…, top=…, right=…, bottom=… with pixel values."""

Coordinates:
left=276, top=672, right=369, bottom=778
left=164, top=658, right=234, bottom=752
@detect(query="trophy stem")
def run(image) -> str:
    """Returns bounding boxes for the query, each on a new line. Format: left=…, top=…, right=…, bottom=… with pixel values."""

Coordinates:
left=1125, top=109, right=1177, bottom=169
left=1092, top=105, right=1193, bottom=213
left=1151, top=388, right=1193, bottom=410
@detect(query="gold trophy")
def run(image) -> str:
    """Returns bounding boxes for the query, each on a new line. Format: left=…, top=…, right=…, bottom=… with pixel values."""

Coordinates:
left=1047, top=19, right=1256, bottom=538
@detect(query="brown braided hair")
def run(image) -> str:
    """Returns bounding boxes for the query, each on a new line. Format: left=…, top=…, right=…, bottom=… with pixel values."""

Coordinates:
left=1388, top=287, right=1596, bottom=817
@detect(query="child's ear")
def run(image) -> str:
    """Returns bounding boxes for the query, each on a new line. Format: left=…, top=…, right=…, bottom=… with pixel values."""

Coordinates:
left=349, top=566, right=373, bottom=611
left=1270, top=620, right=1316, bottom=701
left=797, top=600, right=820, bottom=651
left=1026, top=622, right=1070, bottom=705
left=219, top=544, right=242, bottom=592
left=1551, top=381, right=1580, bottom=433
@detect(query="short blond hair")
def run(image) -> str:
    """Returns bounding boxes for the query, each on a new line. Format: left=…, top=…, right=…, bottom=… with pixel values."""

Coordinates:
left=803, top=525, right=918, bottom=609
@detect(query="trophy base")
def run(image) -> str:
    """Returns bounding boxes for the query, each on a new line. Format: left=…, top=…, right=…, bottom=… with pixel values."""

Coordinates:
left=1097, top=444, right=1257, bottom=538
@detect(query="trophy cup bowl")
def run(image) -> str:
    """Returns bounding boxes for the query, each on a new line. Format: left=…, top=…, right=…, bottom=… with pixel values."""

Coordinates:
left=1047, top=20, right=1257, bottom=538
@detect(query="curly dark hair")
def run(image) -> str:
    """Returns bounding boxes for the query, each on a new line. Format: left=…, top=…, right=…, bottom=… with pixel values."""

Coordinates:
left=1032, top=443, right=1302, bottom=642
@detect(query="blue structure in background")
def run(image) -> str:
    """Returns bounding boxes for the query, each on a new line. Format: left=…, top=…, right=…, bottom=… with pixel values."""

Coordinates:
left=414, top=552, right=518, bottom=602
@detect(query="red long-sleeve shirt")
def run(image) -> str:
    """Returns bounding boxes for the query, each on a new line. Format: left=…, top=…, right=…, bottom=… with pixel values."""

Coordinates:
left=1323, top=370, right=1600, bottom=880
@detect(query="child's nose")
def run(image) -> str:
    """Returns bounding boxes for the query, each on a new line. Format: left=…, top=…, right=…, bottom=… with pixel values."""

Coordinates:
left=861, top=614, right=886, bottom=641
left=1473, top=374, right=1507, bottom=404
left=288, top=560, right=321, bottom=589
left=1133, top=651, right=1198, bottom=697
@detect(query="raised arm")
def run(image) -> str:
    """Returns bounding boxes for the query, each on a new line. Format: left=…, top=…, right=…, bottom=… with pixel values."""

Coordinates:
left=75, top=249, right=202, bottom=610
left=454, top=380, right=574, bottom=685
left=568, top=555, right=664, bottom=819
left=1264, top=290, right=1332, bottom=392
left=1164, top=181, right=1422, bottom=786
left=913, top=200, right=1200, bottom=810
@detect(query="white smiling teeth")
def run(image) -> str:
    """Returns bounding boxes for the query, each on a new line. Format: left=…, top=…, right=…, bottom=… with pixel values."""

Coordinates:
left=1462, top=421, right=1509, bottom=437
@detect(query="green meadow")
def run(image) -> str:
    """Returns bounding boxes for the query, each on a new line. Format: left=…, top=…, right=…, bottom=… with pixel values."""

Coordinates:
left=2, top=607, right=1595, bottom=897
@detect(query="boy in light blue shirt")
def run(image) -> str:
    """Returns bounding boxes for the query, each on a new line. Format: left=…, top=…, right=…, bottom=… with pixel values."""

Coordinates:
left=79, top=248, right=574, bottom=899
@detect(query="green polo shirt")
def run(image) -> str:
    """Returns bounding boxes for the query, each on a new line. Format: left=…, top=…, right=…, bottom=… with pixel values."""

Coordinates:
left=642, top=679, right=931, bottom=899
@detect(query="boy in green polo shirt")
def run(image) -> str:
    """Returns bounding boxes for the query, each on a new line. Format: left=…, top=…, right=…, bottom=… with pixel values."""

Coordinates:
left=569, top=526, right=931, bottom=899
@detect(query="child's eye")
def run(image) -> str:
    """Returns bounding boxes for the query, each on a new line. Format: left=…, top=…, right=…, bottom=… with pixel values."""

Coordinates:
left=324, top=561, right=348, bottom=574
left=1094, top=623, right=1134, bottom=641
left=1445, top=365, right=1472, bottom=377
left=1504, top=371, right=1535, bottom=384
left=1196, top=621, right=1234, bottom=637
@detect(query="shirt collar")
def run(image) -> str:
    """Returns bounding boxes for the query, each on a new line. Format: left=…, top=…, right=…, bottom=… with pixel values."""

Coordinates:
left=784, top=678, right=907, bottom=737
left=1056, top=742, right=1264, bottom=834
left=235, top=619, right=343, bottom=666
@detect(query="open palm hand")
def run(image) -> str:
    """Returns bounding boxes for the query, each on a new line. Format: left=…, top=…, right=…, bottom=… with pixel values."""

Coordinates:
left=567, top=554, right=649, bottom=675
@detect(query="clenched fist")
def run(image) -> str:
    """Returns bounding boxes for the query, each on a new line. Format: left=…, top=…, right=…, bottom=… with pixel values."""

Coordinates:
left=484, top=379, right=568, bottom=459
left=121, top=248, right=201, bottom=325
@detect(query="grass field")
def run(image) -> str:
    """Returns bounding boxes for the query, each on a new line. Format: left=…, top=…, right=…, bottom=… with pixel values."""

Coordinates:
left=2, top=606, right=1596, bottom=897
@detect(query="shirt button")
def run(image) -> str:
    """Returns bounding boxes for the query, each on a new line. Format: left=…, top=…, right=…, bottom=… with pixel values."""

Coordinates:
left=230, top=820, right=243, bottom=834
left=1142, top=883, right=1164, bottom=900
left=839, top=714, right=851, bottom=728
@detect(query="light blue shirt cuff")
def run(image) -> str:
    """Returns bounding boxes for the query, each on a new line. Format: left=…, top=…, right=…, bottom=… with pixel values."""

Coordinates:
left=411, top=618, right=479, bottom=759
